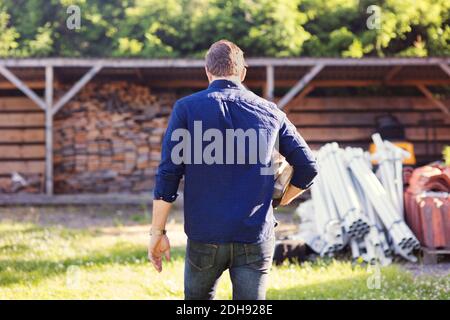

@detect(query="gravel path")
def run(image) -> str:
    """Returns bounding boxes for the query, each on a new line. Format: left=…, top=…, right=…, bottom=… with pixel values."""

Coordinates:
left=402, top=262, right=450, bottom=277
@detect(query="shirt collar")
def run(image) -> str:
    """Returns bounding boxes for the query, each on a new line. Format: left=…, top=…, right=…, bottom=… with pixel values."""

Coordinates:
left=208, top=79, right=244, bottom=90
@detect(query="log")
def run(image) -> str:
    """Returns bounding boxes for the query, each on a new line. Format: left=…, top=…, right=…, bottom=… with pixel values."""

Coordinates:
left=0, top=97, right=42, bottom=111
left=0, top=129, right=45, bottom=143
left=0, top=113, right=45, bottom=127
left=297, top=127, right=450, bottom=142
left=53, top=81, right=176, bottom=194
left=287, top=97, right=450, bottom=112
left=0, top=145, right=45, bottom=159
left=289, top=111, right=450, bottom=126
left=0, top=160, right=45, bottom=174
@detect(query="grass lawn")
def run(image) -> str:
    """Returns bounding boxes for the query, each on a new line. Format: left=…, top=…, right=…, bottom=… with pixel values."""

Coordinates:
left=0, top=221, right=449, bottom=300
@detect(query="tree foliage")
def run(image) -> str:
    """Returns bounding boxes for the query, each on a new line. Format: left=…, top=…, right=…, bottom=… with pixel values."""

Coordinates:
left=0, top=0, right=448, bottom=58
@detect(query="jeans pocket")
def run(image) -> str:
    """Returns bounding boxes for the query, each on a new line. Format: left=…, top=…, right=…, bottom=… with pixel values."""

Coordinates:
left=187, top=239, right=218, bottom=271
left=244, top=237, right=275, bottom=271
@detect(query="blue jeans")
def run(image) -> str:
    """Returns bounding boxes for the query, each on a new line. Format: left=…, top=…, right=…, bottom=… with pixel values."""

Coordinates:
left=184, top=237, right=275, bottom=300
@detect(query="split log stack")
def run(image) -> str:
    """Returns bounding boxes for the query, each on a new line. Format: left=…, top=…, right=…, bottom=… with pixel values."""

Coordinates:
left=53, top=82, right=176, bottom=193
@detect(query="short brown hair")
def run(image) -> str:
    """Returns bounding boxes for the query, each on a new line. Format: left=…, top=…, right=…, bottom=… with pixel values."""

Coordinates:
left=205, top=40, right=246, bottom=77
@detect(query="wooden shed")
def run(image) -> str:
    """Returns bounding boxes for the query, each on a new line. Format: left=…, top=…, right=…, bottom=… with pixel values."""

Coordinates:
left=0, top=58, right=449, bottom=203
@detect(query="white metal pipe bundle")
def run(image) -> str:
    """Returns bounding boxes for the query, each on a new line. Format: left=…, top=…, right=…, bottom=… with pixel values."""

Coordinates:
left=345, top=147, right=420, bottom=261
left=350, top=239, right=360, bottom=261
left=294, top=137, right=420, bottom=264
left=310, top=169, right=344, bottom=256
left=293, top=200, right=327, bottom=254
left=352, top=174, right=392, bottom=265
left=387, top=142, right=406, bottom=217
left=373, top=134, right=399, bottom=212
left=318, top=143, right=370, bottom=239
left=371, top=134, right=410, bottom=219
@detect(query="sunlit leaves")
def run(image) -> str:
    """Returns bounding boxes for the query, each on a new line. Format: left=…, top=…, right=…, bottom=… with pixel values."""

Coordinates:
left=0, top=0, right=448, bottom=57
left=0, top=11, right=19, bottom=57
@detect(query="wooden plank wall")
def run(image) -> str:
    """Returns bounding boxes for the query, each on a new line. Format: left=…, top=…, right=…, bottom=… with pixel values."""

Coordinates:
left=0, top=97, right=45, bottom=190
left=0, top=94, right=448, bottom=194
left=286, top=96, right=450, bottom=164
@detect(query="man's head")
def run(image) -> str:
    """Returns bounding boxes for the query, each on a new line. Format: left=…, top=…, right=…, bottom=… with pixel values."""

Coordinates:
left=205, top=40, right=247, bottom=83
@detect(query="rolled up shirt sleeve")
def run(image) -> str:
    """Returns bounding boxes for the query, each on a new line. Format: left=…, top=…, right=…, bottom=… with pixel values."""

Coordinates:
left=153, top=101, right=186, bottom=202
left=278, top=114, right=318, bottom=189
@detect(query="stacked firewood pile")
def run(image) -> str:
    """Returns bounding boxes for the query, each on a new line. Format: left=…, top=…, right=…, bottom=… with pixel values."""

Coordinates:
left=53, top=82, right=176, bottom=193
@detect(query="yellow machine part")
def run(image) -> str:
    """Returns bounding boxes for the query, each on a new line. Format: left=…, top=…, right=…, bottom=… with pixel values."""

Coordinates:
left=369, top=141, right=416, bottom=165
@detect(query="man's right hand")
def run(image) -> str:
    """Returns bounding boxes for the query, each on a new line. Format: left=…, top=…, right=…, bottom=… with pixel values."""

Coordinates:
left=148, top=234, right=171, bottom=272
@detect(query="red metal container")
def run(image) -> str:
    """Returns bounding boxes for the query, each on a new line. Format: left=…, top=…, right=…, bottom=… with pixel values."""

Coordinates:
left=404, top=164, right=450, bottom=249
left=404, top=192, right=450, bottom=249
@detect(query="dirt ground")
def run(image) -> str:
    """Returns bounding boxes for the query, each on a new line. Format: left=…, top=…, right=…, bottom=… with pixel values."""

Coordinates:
left=1, top=205, right=449, bottom=276
left=0, top=205, right=298, bottom=248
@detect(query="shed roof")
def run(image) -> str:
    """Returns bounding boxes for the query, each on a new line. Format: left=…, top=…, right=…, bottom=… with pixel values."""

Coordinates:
left=0, top=57, right=449, bottom=88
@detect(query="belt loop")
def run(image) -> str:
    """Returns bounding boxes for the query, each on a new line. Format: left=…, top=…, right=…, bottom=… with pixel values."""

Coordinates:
left=229, top=243, right=234, bottom=267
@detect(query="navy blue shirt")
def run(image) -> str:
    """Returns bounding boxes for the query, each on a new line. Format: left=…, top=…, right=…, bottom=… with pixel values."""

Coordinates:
left=154, top=79, right=317, bottom=243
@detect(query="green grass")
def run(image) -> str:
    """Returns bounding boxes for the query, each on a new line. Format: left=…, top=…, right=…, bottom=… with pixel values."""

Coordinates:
left=0, top=221, right=448, bottom=300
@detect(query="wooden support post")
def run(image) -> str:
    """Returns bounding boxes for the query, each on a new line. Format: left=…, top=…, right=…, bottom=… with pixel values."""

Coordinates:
left=416, top=84, right=449, bottom=115
left=45, top=66, right=54, bottom=195
left=384, top=66, right=402, bottom=82
left=439, top=63, right=450, bottom=77
left=278, top=64, right=324, bottom=109
left=284, top=85, right=315, bottom=113
left=0, top=65, right=47, bottom=110
left=135, top=68, right=144, bottom=81
left=265, top=65, right=274, bottom=101
left=52, top=64, right=102, bottom=115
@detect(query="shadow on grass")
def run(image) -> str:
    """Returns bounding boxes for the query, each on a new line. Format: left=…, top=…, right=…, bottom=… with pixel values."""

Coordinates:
left=0, top=244, right=31, bottom=254
left=0, top=225, right=46, bottom=237
left=266, top=274, right=375, bottom=300
left=0, top=244, right=186, bottom=287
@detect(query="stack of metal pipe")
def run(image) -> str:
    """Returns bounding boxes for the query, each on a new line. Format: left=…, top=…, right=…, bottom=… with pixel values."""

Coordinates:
left=310, top=173, right=344, bottom=256
left=294, top=135, right=420, bottom=264
left=317, top=143, right=370, bottom=240
left=346, top=146, right=420, bottom=262
left=351, top=169, right=392, bottom=265
left=371, top=133, right=410, bottom=219
left=293, top=200, right=327, bottom=254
